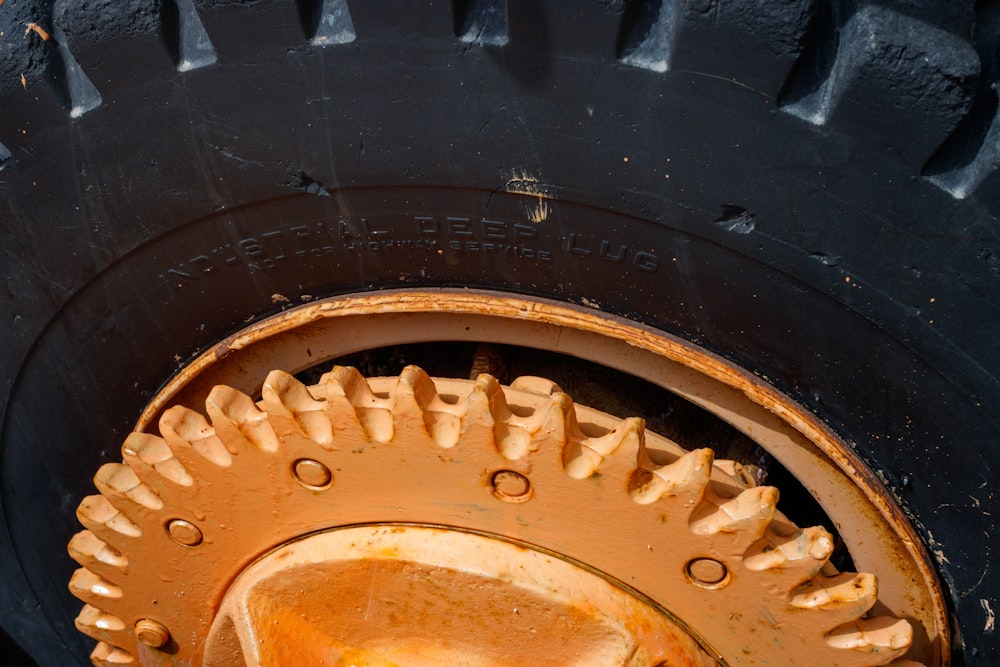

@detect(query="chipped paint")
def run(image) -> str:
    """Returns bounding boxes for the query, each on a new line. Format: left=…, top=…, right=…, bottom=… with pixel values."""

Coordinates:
left=983, top=599, right=996, bottom=633
left=503, top=169, right=551, bottom=223
left=926, top=530, right=950, bottom=565
left=527, top=199, right=549, bottom=223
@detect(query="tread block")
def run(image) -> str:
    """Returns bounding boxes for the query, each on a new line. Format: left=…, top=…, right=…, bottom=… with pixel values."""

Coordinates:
left=924, top=2, right=1000, bottom=199
left=780, top=4, right=978, bottom=166
left=455, top=0, right=510, bottom=47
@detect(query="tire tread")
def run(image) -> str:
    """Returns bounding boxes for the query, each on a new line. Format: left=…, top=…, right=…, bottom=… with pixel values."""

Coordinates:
left=779, top=3, right=979, bottom=166
left=924, top=0, right=1000, bottom=199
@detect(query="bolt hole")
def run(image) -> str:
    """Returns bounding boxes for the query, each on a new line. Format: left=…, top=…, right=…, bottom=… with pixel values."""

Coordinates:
left=490, top=469, right=533, bottom=503
left=685, top=557, right=730, bottom=589
left=135, top=619, right=170, bottom=649
left=293, top=458, right=334, bottom=490
left=166, top=519, right=203, bottom=547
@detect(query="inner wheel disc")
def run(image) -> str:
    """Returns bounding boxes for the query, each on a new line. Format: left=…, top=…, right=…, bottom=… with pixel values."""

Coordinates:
left=206, top=525, right=714, bottom=667
left=70, top=363, right=919, bottom=666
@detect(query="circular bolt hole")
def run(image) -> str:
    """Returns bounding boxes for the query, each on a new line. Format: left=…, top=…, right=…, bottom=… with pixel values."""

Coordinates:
left=167, top=519, right=203, bottom=547
left=293, top=458, right=334, bottom=490
left=135, top=619, right=170, bottom=649
left=491, top=470, right=533, bottom=503
left=685, top=558, right=730, bottom=589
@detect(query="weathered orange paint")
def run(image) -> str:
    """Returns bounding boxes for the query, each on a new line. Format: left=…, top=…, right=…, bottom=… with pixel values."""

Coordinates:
left=70, top=359, right=929, bottom=666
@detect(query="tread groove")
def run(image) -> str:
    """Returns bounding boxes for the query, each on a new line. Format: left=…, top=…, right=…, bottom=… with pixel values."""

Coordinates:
left=778, top=1, right=854, bottom=125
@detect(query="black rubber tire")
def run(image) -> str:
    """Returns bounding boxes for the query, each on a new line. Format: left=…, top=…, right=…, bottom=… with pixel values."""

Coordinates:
left=1, top=1, right=997, bottom=664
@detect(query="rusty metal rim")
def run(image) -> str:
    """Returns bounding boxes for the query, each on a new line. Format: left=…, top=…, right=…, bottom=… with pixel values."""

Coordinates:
left=135, top=288, right=948, bottom=665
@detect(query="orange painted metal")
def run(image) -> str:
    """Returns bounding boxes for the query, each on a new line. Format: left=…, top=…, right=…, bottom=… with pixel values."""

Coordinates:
left=129, top=290, right=947, bottom=665
left=70, top=364, right=922, bottom=666
left=205, top=526, right=716, bottom=666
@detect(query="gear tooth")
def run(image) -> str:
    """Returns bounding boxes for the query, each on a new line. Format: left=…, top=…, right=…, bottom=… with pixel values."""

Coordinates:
left=564, top=416, right=643, bottom=480
left=206, top=384, right=280, bottom=453
left=160, top=405, right=232, bottom=467
left=712, top=459, right=758, bottom=488
left=629, top=447, right=714, bottom=507
left=68, top=531, right=128, bottom=577
left=460, top=374, right=497, bottom=418
left=563, top=441, right=603, bottom=480
left=392, top=366, right=451, bottom=447
left=476, top=373, right=512, bottom=420
left=466, top=374, right=534, bottom=460
left=122, top=432, right=193, bottom=490
left=397, top=365, right=437, bottom=404
left=424, top=411, right=462, bottom=448
left=454, top=374, right=499, bottom=450
left=825, top=616, right=913, bottom=658
left=504, top=390, right=574, bottom=461
left=688, top=485, right=779, bottom=554
left=76, top=495, right=142, bottom=548
left=262, top=370, right=334, bottom=448
left=743, top=524, right=834, bottom=582
left=323, top=365, right=381, bottom=404
left=77, top=495, right=141, bottom=545
left=487, top=378, right=535, bottom=460
left=508, top=375, right=562, bottom=395
left=74, top=604, right=128, bottom=646
left=586, top=416, right=644, bottom=456
left=495, top=421, right=532, bottom=460
left=790, top=572, right=878, bottom=624
left=319, top=364, right=358, bottom=392
left=538, top=391, right=572, bottom=441
left=93, top=463, right=164, bottom=519
left=69, top=568, right=123, bottom=608
left=323, top=366, right=393, bottom=443
left=90, top=640, right=135, bottom=666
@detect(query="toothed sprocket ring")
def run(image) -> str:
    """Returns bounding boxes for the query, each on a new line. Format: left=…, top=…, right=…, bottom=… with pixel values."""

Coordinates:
left=69, top=366, right=918, bottom=666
